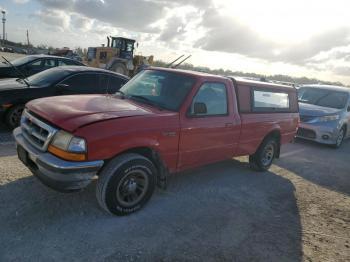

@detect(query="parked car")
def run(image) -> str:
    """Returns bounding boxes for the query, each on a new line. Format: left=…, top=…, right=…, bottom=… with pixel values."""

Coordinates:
left=0, top=54, right=85, bottom=79
left=13, top=68, right=299, bottom=215
left=0, top=66, right=129, bottom=129
left=297, top=84, right=350, bottom=148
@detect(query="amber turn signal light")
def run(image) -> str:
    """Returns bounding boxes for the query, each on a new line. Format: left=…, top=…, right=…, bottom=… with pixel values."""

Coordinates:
left=48, top=145, right=87, bottom=161
left=2, top=104, right=13, bottom=108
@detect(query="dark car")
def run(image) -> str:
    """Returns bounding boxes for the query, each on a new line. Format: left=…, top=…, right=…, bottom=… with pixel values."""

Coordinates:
left=0, top=55, right=85, bottom=79
left=0, top=66, right=129, bottom=128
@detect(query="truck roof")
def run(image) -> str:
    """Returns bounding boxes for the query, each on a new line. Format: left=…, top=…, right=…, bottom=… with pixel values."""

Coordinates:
left=148, top=67, right=229, bottom=81
left=148, top=67, right=295, bottom=91
left=229, top=76, right=296, bottom=91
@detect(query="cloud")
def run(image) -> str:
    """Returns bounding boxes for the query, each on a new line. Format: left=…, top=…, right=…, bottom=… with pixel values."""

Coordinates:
left=36, top=0, right=215, bottom=33
left=31, top=0, right=350, bottom=81
left=279, top=27, right=350, bottom=64
left=158, top=16, right=187, bottom=42
left=195, top=8, right=278, bottom=59
left=71, top=14, right=94, bottom=32
left=12, top=0, right=30, bottom=3
left=332, top=66, right=350, bottom=76
left=195, top=7, right=350, bottom=65
left=34, top=9, right=70, bottom=31
left=37, top=0, right=167, bottom=33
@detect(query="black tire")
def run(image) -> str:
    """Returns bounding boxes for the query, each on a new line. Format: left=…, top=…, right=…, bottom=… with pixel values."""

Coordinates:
left=111, top=62, right=128, bottom=76
left=249, top=137, right=278, bottom=171
left=96, top=153, right=156, bottom=216
left=5, top=104, right=24, bottom=129
left=332, top=126, right=346, bottom=149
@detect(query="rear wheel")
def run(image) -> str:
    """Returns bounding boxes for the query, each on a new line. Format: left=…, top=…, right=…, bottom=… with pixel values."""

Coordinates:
left=96, top=153, right=156, bottom=216
left=111, top=62, right=128, bottom=76
left=5, top=105, right=24, bottom=129
left=249, top=137, right=278, bottom=171
left=333, top=127, right=346, bottom=148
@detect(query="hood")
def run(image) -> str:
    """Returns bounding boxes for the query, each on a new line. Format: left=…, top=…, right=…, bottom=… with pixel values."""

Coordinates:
left=299, top=102, right=342, bottom=117
left=27, top=95, right=154, bottom=132
left=0, top=78, right=27, bottom=91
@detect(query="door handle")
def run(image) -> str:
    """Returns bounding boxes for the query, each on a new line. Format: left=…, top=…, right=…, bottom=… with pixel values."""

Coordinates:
left=225, top=123, right=234, bottom=128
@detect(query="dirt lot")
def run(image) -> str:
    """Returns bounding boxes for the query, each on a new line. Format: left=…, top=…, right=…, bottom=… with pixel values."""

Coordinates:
left=0, top=51, right=24, bottom=63
left=0, top=123, right=349, bottom=262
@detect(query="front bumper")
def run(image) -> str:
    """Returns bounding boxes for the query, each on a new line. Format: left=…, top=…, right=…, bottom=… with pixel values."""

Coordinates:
left=13, top=127, right=104, bottom=192
left=296, top=122, right=340, bottom=145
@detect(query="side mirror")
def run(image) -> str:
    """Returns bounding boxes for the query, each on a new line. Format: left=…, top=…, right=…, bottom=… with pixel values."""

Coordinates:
left=347, top=105, right=350, bottom=112
left=193, top=102, right=207, bottom=115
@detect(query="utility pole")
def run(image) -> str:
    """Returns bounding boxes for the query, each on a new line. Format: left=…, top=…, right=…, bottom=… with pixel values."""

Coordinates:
left=1, top=10, right=5, bottom=46
left=26, top=29, right=30, bottom=47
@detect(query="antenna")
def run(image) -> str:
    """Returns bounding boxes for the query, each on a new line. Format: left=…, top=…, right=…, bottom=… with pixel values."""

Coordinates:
left=172, top=55, right=192, bottom=68
left=166, top=55, right=184, bottom=67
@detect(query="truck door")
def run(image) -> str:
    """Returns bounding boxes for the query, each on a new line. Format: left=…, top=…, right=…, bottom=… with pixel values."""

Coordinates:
left=178, top=81, right=241, bottom=170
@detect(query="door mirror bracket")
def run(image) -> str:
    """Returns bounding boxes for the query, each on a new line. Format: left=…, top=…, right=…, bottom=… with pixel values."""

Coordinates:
left=193, top=102, right=207, bottom=115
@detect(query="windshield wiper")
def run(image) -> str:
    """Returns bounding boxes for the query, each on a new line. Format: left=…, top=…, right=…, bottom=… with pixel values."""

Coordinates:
left=2, top=56, right=30, bottom=88
left=16, top=78, right=29, bottom=86
left=128, top=95, right=165, bottom=110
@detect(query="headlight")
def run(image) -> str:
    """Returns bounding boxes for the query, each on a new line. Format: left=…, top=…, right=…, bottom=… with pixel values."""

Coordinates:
left=316, top=115, right=340, bottom=122
left=48, top=130, right=87, bottom=161
left=68, top=137, right=87, bottom=152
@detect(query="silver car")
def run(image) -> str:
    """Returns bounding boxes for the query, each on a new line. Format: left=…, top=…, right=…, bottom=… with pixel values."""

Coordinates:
left=297, top=84, right=350, bottom=148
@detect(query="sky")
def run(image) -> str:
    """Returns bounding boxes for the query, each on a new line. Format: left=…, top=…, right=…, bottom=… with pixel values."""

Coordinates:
left=1, top=0, right=350, bottom=84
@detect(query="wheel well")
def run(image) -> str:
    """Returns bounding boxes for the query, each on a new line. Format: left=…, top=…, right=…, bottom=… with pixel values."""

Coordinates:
left=124, top=147, right=156, bottom=164
left=342, top=124, right=347, bottom=133
left=109, top=147, right=168, bottom=188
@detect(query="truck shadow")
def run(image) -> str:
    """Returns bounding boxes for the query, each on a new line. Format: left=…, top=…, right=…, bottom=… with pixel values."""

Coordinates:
left=0, top=159, right=302, bottom=261
left=276, top=138, right=350, bottom=197
left=0, top=144, right=17, bottom=157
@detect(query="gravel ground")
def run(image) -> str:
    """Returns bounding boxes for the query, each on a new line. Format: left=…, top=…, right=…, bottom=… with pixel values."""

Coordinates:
left=0, top=125, right=349, bottom=262
left=0, top=51, right=24, bottom=62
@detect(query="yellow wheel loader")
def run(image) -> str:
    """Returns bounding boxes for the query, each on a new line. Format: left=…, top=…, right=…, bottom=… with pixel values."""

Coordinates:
left=86, top=36, right=154, bottom=77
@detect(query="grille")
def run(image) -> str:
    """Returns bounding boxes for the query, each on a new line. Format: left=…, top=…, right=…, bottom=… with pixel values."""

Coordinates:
left=21, top=110, right=57, bottom=151
left=297, top=128, right=316, bottom=139
left=300, top=115, right=317, bottom=123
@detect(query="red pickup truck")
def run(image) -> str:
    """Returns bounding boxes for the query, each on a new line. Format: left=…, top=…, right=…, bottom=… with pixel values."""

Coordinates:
left=14, top=68, right=299, bottom=215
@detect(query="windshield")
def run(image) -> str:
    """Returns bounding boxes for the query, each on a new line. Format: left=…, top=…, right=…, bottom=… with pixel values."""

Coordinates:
left=10, top=56, right=36, bottom=66
left=119, top=70, right=195, bottom=111
left=27, top=68, right=70, bottom=86
left=298, top=87, right=349, bottom=109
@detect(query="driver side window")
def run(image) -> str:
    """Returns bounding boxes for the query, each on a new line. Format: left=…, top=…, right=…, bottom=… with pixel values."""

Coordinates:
left=28, top=59, right=43, bottom=69
left=190, top=82, right=228, bottom=116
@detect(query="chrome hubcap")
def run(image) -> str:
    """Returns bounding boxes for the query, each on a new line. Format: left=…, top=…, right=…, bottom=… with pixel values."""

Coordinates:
left=116, top=170, right=149, bottom=207
left=261, top=144, right=274, bottom=166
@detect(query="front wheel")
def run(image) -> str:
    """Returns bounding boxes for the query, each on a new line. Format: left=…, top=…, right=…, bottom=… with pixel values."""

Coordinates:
left=249, top=138, right=278, bottom=171
left=5, top=104, right=24, bottom=129
left=332, top=127, right=346, bottom=149
left=111, top=62, right=128, bottom=76
left=96, top=153, right=156, bottom=216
